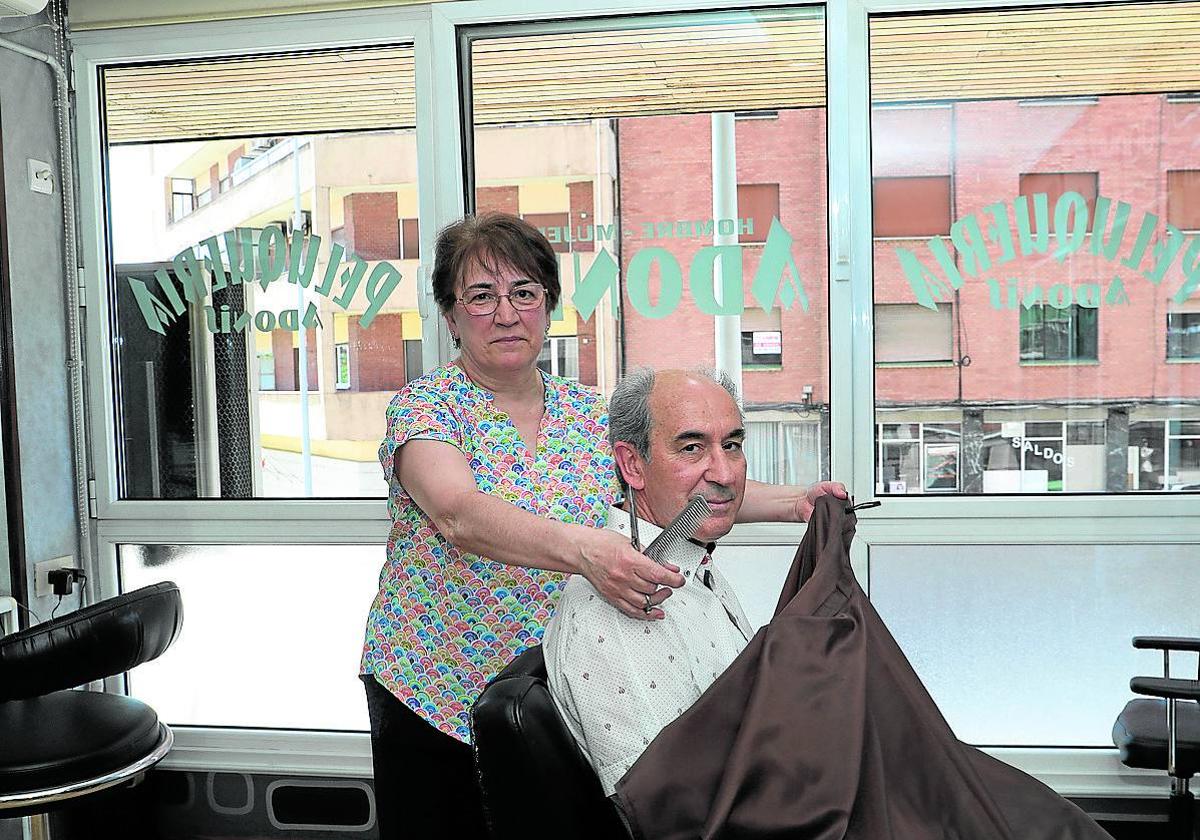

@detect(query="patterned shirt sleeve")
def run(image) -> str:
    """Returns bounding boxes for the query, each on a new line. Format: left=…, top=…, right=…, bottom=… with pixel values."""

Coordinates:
left=378, top=377, right=465, bottom=484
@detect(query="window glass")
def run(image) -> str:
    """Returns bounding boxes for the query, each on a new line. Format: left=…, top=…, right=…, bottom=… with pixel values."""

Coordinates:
left=873, top=175, right=951, bottom=237
left=870, top=4, right=1200, bottom=495
left=1167, top=169, right=1200, bottom=230
left=120, top=544, right=378, bottom=729
left=468, top=9, right=829, bottom=488
left=875, top=303, right=952, bottom=363
left=872, top=543, right=1200, bottom=745
left=103, top=45, right=421, bottom=498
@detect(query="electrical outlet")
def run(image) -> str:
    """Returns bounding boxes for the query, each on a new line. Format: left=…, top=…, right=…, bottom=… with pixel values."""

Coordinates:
left=34, top=555, right=76, bottom=598
left=27, top=159, right=53, bottom=195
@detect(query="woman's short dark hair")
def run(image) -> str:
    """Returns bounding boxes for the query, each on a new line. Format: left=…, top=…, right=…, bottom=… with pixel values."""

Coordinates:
left=431, top=212, right=561, bottom=315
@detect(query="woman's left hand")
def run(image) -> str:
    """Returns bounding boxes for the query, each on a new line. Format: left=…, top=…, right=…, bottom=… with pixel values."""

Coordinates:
left=795, top=481, right=849, bottom=523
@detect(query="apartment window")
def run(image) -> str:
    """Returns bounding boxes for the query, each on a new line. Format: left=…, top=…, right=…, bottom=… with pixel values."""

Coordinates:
left=875, top=303, right=952, bottom=364
left=877, top=422, right=961, bottom=494
left=538, top=336, right=579, bottom=380
left=745, top=418, right=821, bottom=485
left=257, top=352, right=275, bottom=391
left=1168, top=420, right=1200, bottom=490
left=737, top=183, right=779, bottom=244
left=170, top=177, right=195, bottom=221
left=1167, top=170, right=1200, bottom=231
left=1020, top=305, right=1097, bottom=363
left=196, top=188, right=212, bottom=208
left=1017, top=172, right=1098, bottom=234
left=872, top=176, right=951, bottom=237
left=1168, top=313, right=1200, bottom=359
left=335, top=344, right=351, bottom=390
left=400, top=218, right=420, bottom=259
left=403, top=339, right=423, bottom=383
left=741, top=307, right=782, bottom=367
left=523, top=212, right=570, bottom=254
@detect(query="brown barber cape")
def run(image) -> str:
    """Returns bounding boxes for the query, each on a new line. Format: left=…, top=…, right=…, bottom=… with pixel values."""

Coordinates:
left=613, top=496, right=1107, bottom=840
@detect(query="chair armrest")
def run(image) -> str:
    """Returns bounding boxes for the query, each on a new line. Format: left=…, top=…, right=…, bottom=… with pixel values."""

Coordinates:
left=1132, top=636, right=1200, bottom=653
left=1130, top=677, right=1200, bottom=702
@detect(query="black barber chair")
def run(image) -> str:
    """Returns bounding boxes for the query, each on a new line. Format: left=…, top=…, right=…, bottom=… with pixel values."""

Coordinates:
left=471, top=644, right=629, bottom=840
left=1112, top=636, right=1200, bottom=839
left=0, top=581, right=183, bottom=827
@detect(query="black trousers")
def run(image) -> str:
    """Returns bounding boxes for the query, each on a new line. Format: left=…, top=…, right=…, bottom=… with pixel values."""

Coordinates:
left=360, top=673, right=489, bottom=840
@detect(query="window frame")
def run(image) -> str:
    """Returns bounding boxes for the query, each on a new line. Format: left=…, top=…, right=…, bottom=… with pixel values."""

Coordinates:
left=68, top=0, right=1199, bottom=795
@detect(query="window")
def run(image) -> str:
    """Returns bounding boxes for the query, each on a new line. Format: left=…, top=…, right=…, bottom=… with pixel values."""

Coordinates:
left=740, top=308, right=782, bottom=367
left=872, top=176, right=951, bottom=237
left=538, top=336, right=579, bottom=380
left=1168, top=420, right=1200, bottom=489
left=403, top=339, right=423, bottom=383
left=1020, top=305, right=1098, bottom=362
left=874, top=303, right=952, bottom=363
left=121, top=544, right=380, bottom=729
left=103, top=44, right=422, bottom=498
left=736, top=183, right=779, bottom=244
left=877, top=422, right=961, bottom=494
left=745, top=417, right=821, bottom=485
left=870, top=7, right=1200, bottom=499
left=1017, top=172, right=1098, bottom=234
left=1168, top=312, right=1200, bottom=359
left=400, top=217, right=420, bottom=259
left=469, top=8, right=830, bottom=488
left=335, top=344, right=351, bottom=390
left=1167, top=170, right=1200, bottom=230
left=522, top=212, right=570, bottom=254
left=170, top=177, right=195, bottom=221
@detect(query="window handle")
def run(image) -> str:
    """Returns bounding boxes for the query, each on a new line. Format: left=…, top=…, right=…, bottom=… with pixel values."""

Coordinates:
left=831, top=197, right=850, bottom=281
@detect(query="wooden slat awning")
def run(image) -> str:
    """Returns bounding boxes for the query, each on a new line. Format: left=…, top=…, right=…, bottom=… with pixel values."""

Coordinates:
left=870, top=2, right=1200, bottom=103
left=103, top=45, right=415, bottom=144
left=469, top=10, right=826, bottom=126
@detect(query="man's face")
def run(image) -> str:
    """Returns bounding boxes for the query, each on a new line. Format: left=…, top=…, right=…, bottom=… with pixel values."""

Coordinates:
left=618, top=372, right=747, bottom=542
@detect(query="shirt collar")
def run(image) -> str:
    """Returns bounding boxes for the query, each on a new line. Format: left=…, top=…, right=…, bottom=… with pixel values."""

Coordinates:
left=606, top=504, right=713, bottom=577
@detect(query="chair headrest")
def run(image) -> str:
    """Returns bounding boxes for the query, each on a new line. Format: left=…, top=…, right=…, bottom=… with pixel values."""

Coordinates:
left=471, top=645, right=628, bottom=840
left=0, top=581, right=183, bottom=701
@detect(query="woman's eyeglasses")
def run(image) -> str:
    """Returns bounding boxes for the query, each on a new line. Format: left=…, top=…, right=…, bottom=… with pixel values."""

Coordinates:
left=457, top=283, right=546, bottom=316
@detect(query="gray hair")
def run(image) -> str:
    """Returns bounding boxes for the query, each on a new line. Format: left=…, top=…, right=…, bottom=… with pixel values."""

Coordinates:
left=608, top=367, right=741, bottom=462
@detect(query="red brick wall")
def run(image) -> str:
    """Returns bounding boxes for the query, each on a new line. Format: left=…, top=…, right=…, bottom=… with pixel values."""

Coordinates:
left=616, top=111, right=830, bottom=407
left=208, top=163, right=220, bottom=196
left=350, top=313, right=408, bottom=393
left=477, top=186, right=519, bottom=215
left=270, top=329, right=317, bottom=391
left=343, top=192, right=399, bottom=261
left=872, top=95, right=1200, bottom=405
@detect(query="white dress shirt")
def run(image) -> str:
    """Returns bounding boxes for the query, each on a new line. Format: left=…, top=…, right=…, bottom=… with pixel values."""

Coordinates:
left=544, top=505, right=753, bottom=796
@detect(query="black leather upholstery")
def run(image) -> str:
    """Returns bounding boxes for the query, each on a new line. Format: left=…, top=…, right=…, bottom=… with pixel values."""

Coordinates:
left=1113, top=698, right=1200, bottom=777
left=471, top=645, right=629, bottom=840
left=0, top=581, right=183, bottom=701
left=0, top=582, right=182, bottom=816
left=0, top=691, right=163, bottom=795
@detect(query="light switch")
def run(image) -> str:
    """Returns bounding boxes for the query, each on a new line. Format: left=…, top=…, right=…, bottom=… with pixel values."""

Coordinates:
left=28, top=159, right=53, bottom=195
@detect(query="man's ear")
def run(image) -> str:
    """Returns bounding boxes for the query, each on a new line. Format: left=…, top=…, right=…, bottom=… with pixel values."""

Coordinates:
left=613, top=441, right=646, bottom=491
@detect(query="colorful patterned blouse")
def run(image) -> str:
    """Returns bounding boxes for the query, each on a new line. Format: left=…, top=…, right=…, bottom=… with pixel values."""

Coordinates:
left=361, top=363, right=619, bottom=742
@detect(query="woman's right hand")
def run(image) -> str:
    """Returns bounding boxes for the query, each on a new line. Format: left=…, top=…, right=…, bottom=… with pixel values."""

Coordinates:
left=574, top=528, right=686, bottom=620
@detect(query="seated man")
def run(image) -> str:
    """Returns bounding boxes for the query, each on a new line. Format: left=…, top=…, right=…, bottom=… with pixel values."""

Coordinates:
left=543, top=366, right=756, bottom=796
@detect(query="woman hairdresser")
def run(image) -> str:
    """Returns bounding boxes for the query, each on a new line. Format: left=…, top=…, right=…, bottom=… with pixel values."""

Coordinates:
left=359, top=212, right=845, bottom=839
